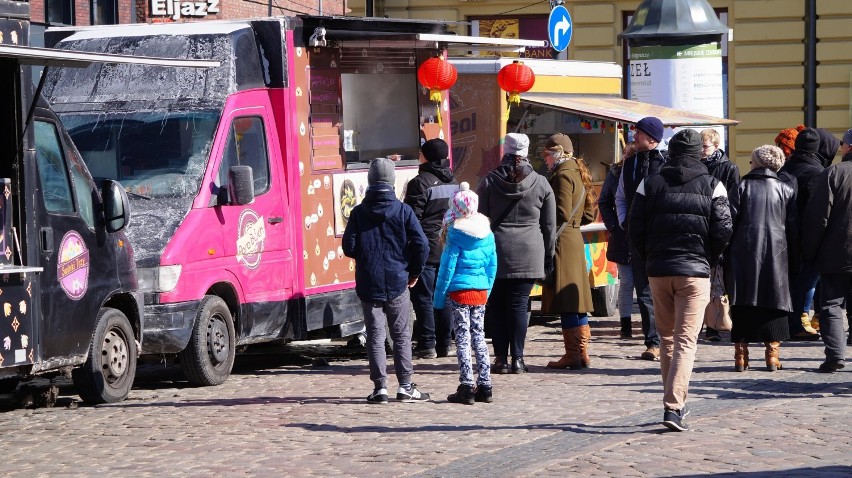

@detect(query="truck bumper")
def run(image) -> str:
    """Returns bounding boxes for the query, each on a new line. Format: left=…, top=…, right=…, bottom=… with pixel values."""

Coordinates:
left=140, top=300, right=201, bottom=354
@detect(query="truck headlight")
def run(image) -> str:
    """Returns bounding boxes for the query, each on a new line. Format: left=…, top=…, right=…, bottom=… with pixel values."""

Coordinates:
left=137, top=265, right=182, bottom=293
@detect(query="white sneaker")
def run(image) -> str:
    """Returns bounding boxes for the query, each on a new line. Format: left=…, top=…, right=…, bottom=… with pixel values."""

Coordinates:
left=366, top=388, right=388, bottom=404
left=396, top=384, right=431, bottom=402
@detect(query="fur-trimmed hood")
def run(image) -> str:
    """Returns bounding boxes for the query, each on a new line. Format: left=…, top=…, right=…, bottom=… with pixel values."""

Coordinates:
left=449, top=213, right=491, bottom=239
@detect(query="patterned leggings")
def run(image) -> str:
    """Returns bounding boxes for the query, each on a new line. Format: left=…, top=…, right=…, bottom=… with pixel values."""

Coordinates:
left=449, top=299, right=491, bottom=387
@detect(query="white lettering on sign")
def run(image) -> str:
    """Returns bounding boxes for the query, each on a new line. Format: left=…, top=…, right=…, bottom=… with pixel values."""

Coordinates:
left=151, top=0, right=220, bottom=20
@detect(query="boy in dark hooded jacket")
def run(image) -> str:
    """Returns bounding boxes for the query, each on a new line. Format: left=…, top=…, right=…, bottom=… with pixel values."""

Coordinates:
left=343, top=158, right=431, bottom=404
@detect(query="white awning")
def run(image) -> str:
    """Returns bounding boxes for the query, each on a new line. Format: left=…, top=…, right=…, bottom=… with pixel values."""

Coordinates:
left=0, top=43, right=220, bottom=68
left=522, top=93, right=738, bottom=127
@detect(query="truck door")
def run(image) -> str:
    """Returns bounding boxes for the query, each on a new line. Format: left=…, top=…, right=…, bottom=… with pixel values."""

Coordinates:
left=215, top=102, right=293, bottom=328
left=33, top=117, right=105, bottom=359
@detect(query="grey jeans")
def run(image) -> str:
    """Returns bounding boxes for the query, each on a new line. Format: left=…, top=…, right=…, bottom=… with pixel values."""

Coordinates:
left=362, top=289, right=413, bottom=390
left=818, top=273, right=851, bottom=363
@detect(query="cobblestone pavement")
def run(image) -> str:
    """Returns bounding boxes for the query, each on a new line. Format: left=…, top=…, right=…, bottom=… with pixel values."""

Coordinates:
left=0, top=312, right=849, bottom=477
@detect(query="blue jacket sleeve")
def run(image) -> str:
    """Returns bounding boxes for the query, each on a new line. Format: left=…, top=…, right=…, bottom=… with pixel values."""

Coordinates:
left=342, top=206, right=359, bottom=259
left=433, top=243, right=459, bottom=309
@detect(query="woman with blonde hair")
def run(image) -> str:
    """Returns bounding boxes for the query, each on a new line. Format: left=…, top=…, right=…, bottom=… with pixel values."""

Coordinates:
left=726, top=145, right=797, bottom=371
left=541, top=133, right=599, bottom=369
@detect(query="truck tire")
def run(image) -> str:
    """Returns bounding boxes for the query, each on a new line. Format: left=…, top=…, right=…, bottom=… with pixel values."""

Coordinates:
left=180, top=295, right=235, bottom=386
left=590, top=284, right=618, bottom=318
left=72, top=308, right=137, bottom=404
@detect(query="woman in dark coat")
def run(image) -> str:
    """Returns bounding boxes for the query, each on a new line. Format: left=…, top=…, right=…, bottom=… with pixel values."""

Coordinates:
left=599, top=142, right=635, bottom=338
left=725, top=145, right=798, bottom=372
left=477, top=133, right=556, bottom=374
left=540, top=133, right=598, bottom=369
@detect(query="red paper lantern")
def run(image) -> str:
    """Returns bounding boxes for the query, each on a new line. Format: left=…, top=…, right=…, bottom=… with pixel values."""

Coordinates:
left=417, top=56, right=457, bottom=102
left=498, top=60, right=535, bottom=106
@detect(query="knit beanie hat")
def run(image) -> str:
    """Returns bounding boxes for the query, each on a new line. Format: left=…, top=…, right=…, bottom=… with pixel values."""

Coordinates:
left=443, top=182, right=478, bottom=228
left=421, top=138, right=449, bottom=163
left=636, top=116, right=664, bottom=143
left=667, top=128, right=703, bottom=160
left=367, top=157, right=395, bottom=186
left=751, top=145, right=785, bottom=172
left=843, top=128, right=852, bottom=146
left=774, top=125, right=805, bottom=157
left=503, top=133, right=530, bottom=157
left=544, top=133, right=573, bottom=155
left=794, top=127, right=820, bottom=154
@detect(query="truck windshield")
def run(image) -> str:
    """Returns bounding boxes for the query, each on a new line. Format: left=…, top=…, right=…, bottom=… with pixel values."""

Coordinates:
left=61, top=110, right=219, bottom=199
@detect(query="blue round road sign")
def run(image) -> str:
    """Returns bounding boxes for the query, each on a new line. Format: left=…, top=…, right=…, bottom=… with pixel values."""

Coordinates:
left=548, top=5, right=573, bottom=53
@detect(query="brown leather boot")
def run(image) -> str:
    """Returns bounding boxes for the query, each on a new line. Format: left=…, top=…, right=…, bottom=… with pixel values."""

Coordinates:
left=734, top=342, right=749, bottom=372
left=547, top=329, right=581, bottom=369
left=764, top=341, right=782, bottom=371
left=578, top=324, right=591, bottom=368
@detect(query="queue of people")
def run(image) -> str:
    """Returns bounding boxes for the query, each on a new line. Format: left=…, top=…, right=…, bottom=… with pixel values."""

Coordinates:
left=343, top=123, right=851, bottom=434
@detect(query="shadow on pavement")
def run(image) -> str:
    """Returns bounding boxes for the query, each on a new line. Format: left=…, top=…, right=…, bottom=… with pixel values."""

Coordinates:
left=671, top=466, right=852, bottom=477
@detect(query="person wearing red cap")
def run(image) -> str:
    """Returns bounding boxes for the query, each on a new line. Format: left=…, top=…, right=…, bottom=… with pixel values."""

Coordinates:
left=775, top=125, right=806, bottom=159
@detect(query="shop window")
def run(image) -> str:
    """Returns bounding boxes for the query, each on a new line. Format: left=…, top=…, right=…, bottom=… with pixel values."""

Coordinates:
left=218, top=116, right=271, bottom=196
left=340, top=73, right=420, bottom=166
left=91, top=0, right=118, bottom=25
left=45, top=0, right=74, bottom=26
left=34, top=121, right=74, bottom=214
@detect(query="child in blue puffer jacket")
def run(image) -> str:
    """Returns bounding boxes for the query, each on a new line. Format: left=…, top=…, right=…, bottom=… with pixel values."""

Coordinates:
left=434, top=182, right=498, bottom=405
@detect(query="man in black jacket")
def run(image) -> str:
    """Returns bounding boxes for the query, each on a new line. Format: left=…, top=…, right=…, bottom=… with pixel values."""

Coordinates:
left=404, top=138, right=458, bottom=358
left=628, top=129, right=733, bottom=431
left=616, top=117, right=666, bottom=360
left=802, top=128, right=852, bottom=373
left=779, top=128, right=824, bottom=340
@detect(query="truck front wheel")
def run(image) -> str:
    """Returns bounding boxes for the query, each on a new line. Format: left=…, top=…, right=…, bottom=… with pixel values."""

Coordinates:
left=590, top=284, right=618, bottom=318
left=72, top=308, right=137, bottom=404
left=180, top=295, right=235, bottom=386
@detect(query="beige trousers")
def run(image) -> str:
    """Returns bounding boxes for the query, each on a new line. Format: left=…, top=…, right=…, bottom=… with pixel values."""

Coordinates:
left=649, top=276, right=711, bottom=411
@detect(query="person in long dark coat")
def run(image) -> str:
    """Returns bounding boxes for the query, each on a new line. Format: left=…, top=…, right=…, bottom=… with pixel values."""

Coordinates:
left=725, top=145, right=798, bottom=372
left=540, top=133, right=598, bottom=369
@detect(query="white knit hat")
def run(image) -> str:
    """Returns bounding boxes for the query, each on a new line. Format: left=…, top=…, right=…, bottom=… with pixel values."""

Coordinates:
left=443, top=182, right=478, bottom=227
left=503, top=133, right=530, bottom=157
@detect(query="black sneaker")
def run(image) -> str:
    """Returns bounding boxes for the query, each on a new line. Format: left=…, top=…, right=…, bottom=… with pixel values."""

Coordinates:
left=705, top=328, right=722, bottom=342
left=366, top=388, right=388, bottom=404
left=397, top=384, right=431, bottom=402
left=662, top=408, right=689, bottom=431
left=474, top=384, right=493, bottom=403
left=436, top=345, right=455, bottom=358
left=817, top=360, right=845, bottom=373
left=413, top=345, right=437, bottom=359
left=447, top=384, right=475, bottom=405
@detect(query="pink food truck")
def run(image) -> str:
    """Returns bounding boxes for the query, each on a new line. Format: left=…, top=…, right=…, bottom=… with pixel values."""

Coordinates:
left=42, top=16, right=488, bottom=386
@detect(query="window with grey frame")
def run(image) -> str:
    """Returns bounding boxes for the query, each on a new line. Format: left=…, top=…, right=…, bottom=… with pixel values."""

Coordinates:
left=91, top=0, right=118, bottom=25
left=45, top=0, right=74, bottom=26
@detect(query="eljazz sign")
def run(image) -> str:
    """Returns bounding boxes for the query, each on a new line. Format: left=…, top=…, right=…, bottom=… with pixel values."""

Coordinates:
left=150, top=0, right=220, bottom=20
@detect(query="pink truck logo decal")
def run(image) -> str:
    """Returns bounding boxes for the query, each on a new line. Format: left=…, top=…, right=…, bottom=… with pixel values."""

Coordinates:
left=57, top=231, right=90, bottom=300
left=236, top=209, right=266, bottom=269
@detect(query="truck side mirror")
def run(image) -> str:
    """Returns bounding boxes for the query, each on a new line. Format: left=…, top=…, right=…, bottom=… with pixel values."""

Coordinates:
left=102, top=179, right=131, bottom=233
left=229, top=165, right=255, bottom=205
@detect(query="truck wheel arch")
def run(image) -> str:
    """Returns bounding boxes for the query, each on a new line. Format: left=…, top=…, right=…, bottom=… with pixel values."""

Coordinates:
left=207, top=282, right=240, bottom=333
left=103, top=292, right=142, bottom=342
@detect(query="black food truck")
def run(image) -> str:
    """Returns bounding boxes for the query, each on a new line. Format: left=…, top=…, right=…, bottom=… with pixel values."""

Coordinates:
left=0, top=1, right=216, bottom=404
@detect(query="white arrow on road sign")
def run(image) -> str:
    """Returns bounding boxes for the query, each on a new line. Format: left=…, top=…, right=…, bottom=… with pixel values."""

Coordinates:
left=554, top=17, right=571, bottom=44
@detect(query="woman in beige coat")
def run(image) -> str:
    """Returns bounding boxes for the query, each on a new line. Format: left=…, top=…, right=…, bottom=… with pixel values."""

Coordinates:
left=540, top=133, right=598, bottom=369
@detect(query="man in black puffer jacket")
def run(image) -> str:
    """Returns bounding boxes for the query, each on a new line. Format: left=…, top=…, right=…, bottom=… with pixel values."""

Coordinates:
left=802, top=128, right=852, bottom=373
left=628, top=129, right=733, bottom=432
left=404, top=139, right=458, bottom=358
left=780, top=128, right=825, bottom=340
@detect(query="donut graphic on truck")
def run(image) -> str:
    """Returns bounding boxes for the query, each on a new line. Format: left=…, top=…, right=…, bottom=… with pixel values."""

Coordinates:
left=57, top=231, right=90, bottom=300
